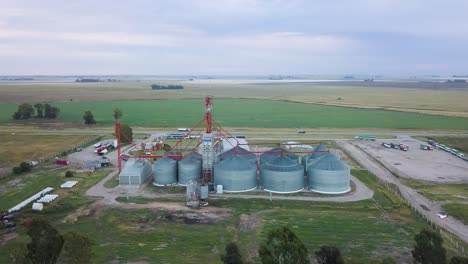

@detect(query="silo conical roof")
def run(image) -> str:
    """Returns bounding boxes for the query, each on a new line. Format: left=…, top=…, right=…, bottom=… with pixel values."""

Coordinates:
left=184, top=152, right=202, bottom=160
left=262, top=155, right=303, bottom=172
left=216, top=155, right=255, bottom=170
left=311, top=153, right=349, bottom=170
left=309, top=144, right=329, bottom=159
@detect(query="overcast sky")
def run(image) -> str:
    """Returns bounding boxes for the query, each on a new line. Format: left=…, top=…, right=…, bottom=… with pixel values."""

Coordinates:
left=1, top=0, right=467, bottom=76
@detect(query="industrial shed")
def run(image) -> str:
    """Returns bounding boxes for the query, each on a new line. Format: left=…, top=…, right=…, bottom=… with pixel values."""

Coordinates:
left=119, top=158, right=153, bottom=185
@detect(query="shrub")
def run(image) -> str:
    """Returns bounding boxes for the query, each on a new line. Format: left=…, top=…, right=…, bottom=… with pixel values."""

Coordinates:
left=65, top=171, right=74, bottom=178
left=12, top=167, right=22, bottom=174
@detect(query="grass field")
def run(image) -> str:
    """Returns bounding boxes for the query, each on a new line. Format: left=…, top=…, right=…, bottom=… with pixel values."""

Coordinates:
left=1, top=80, right=468, bottom=117
left=443, top=203, right=468, bottom=225
left=0, top=167, right=112, bottom=212
left=0, top=133, right=95, bottom=167
left=2, top=99, right=468, bottom=130
left=2, top=165, right=465, bottom=263
left=399, top=178, right=468, bottom=203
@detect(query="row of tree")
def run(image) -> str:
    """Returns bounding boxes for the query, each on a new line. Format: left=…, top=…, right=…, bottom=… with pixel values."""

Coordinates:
left=12, top=103, right=60, bottom=120
left=151, top=84, right=184, bottom=90
left=221, top=227, right=468, bottom=264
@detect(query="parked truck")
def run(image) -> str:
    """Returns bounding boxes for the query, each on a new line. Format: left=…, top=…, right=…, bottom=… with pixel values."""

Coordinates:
left=420, top=144, right=434, bottom=150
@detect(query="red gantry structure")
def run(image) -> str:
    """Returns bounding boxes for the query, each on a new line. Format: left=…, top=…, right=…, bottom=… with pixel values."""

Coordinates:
left=114, top=96, right=329, bottom=179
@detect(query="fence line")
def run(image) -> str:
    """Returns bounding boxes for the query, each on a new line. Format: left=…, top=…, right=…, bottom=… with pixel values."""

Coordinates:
left=37, top=135, right=103, bottom=163
left=366, top=169, right=467, bottom=256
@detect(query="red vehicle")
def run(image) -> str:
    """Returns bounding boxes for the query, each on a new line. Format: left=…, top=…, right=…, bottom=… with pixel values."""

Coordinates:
left=55, top=159, right=70, bottom=165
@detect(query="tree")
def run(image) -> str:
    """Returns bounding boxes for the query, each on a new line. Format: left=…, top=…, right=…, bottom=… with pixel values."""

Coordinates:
left=34, top=103, right=44, bottom=118
left=57, top=232, right=92, bottom=264
left=26, top=218, right=64, bottom=264
left=412, top=229, right=446, bottom=264
left=44, top=103, right=60, bottom=119
left=13, top=103, right=35, bottom=119
left=450, top=256, right=468, bottom=264
left=65, top=170, right=74, bottom=178
left=113, top=108, right=123, bottom=121
left=19, top=162, right=32, bottom=173
left=259, top=226, right=309, bottom=264
left=221, top=242, right=243, bottom=264
left=83, top=111, right=96, bottom=125
left=119, top=124, right=133, bottom=143
left=315, top=246, right=344, bottom=264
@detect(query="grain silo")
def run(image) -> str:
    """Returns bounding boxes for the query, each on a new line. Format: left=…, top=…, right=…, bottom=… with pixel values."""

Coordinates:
left=119, top=158, right=153, bottom=185
left=260, top=156, right=304, bottom=193
left=214, top=155, right=257, bottom=192
left=220, top=145, right=257, bottom=166
left=153, top=157, right=177, bottom=186
left=307, top=153, right=350, bottom=194
left=178, top=154, right=202, bottom=185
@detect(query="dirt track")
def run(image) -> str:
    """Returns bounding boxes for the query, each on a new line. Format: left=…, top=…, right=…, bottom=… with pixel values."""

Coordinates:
left=338, top=140, right=468, bottom=243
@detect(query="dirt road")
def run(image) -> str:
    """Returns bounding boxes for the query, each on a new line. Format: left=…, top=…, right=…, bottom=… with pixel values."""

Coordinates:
left=338, top=140, right=468, bottom=243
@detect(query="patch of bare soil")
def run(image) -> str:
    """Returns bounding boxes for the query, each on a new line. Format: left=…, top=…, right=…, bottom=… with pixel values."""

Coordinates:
left=63, top=201, right=105, bottom=223
left=0, top=231, right=19, bottom=245
left=238, top=214, right=261, bottom=231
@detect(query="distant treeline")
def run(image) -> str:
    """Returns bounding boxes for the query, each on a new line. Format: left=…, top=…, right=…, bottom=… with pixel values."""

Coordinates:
left=75, top=78, right=120, bottom=83
left=151, top=84, right=184, bottom=90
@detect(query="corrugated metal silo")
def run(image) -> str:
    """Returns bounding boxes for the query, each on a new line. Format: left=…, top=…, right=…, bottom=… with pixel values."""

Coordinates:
left=307, top=153, right=350, bottom=194
left=214, top=155, right=257, bottom=192
left=153, top=157, right=177, bottom=186
left=178, top=155, right=202, bottom=185
left=260, top=156, right=304, bottom=193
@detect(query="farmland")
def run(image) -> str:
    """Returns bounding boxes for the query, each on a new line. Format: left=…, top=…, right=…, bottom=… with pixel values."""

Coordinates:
left=0, top=166, right=432, bottom=264
left=2, top=99, right=468, bottom=130
left=0, top=133, right=96, bottom=167
left=1, top=80, right=468, bottom=117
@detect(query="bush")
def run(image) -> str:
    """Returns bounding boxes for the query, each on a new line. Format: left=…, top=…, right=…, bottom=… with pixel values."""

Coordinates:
left=65, top=171, right=74, bottom=178
left=20, top=161, right=32, bottom=172
left=12, top=167, right=22, bottom=174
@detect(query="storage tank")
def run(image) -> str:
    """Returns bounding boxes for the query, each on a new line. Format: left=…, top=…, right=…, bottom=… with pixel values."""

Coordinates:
left=260, top=156, right=304, bottom=193
left=178, top=154, right=202, bottom=185
left=153, top=157, right=177, bottom=186
left=214, top=155, right=257, bottom=192
left=185, top=151, right=202, bottom=160
left=307, top=153, right=350, bottom=194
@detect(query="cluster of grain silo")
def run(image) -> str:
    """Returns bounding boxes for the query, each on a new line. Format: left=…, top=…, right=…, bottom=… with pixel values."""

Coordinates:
left=120, top=142, right=350, bottom=196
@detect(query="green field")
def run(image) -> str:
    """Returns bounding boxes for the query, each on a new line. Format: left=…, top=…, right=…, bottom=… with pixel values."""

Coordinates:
left=443, top=203, right=468, bottom=225
left=399, top=178, right=468, bottom=203
left=1, top=167, right=463, bottom=263
left=2, top=99, right=468, bottom=129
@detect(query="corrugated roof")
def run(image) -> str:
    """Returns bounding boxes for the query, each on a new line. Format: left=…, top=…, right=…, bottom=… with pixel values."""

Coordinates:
left=221, top=146, right=256, bottom=160
left=222, top=138, right=250, bottom=152
left=155, top=156, right=176, bottom=165
left=310, top=153, right=349, bottom=171
left=215, top=155, right=256, bottom=170
left=262, top=156, right=303, bottom=172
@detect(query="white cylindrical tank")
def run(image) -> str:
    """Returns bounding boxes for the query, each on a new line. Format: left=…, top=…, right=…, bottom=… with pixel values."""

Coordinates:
left=217, top=185, right=223, bottom=194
